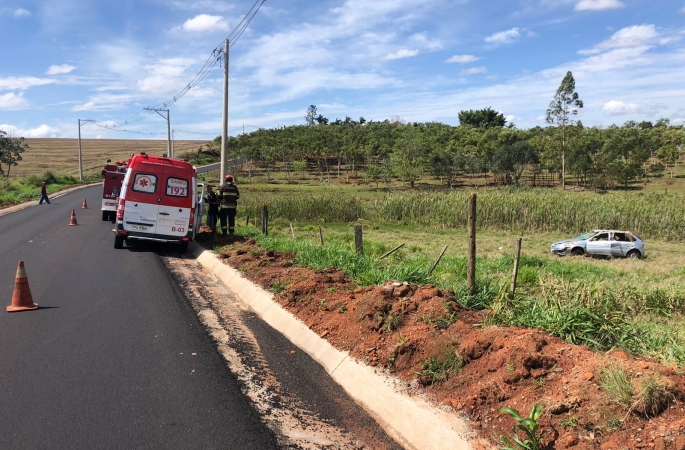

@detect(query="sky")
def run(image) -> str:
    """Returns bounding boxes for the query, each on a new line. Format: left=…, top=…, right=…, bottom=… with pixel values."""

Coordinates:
left=0, top=0, right=684, bottom=140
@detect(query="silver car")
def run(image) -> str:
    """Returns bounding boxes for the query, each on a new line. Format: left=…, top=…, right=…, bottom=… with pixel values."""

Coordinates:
left=551, top=230, right=645, bottom=259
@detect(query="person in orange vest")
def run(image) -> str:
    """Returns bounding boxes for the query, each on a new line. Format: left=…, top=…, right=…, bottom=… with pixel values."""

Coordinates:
left=218, top=174, right=240, bottom=235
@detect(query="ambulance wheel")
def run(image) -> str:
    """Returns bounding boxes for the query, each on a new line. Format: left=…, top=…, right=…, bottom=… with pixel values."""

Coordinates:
left=102, top=211, right=108, bottom=221
left=114, top=235, right=124, bottom=249
left=178, top=241, right=189, bottom=254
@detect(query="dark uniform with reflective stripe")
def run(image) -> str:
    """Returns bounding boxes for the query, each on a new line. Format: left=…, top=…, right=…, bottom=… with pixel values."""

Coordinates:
left=218, top=179, right=240, bottom=235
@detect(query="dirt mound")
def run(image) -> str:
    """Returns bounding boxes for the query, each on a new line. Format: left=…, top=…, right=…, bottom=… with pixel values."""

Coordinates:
left=205, top=235, right=685, bottom=449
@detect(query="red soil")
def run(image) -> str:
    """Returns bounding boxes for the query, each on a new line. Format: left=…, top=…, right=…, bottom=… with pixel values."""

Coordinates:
left=199, top=231, right=685, bottom=450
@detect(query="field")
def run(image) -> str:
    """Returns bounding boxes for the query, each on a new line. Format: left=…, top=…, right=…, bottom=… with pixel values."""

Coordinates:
left=14, top=138, right=211, bottom=178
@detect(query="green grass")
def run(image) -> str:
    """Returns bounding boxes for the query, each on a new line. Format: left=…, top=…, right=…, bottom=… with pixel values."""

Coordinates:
left=0, top=171, right=99, bottom=205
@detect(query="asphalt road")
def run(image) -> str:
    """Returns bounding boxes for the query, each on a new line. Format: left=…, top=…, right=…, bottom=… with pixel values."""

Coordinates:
left=0, top=185, right=278, bottom=449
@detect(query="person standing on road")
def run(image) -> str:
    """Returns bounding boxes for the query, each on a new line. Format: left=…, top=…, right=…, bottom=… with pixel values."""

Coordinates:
left=205, top=185, right=220, bottom=241
left=39, top=182, right=51, bottom=205
left=218, top=174, right=240, bottom=236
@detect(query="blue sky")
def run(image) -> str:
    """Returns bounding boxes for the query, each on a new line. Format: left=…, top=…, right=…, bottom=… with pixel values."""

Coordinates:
left=0, top=0, right=684, bottom=139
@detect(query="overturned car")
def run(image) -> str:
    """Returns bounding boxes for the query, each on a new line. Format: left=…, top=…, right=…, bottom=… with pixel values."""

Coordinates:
left=551, top=230, right=645, bottom=259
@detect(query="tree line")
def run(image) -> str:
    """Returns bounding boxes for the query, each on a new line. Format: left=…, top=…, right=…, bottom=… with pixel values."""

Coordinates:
left=219, top=113, right=684, bottom=190
left=0, top=130, right=28, bottom=177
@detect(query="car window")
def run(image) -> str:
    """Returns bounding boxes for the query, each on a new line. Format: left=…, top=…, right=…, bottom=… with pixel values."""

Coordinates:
left=591, top=233, right=609, bottom=242
left=577, top=232, right=594, bottom=240
left=625, top=233, right=636, bottom=242
left=613, top=232, right=627, bottom=242
left=132, top=173, right=157, bottom=194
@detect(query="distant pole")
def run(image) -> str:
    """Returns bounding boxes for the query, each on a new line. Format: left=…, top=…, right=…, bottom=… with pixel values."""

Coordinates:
left=289, top=222, right=295, bottom=240
left=354, top=223, right=363, bottom=254
left=166, top=109, right=171, bottom=157
left=261, top=205, right=268, bottom=235
left=77, top=119, right=94, bottom=181
left=319, top=226, right=324, bottom=245
left=144, top=108, right=171, bottom=156
left=77, top=119, right=84, bottom=181
left=220, top=38, right=229, bottom=181
left=467, top=193, right=477, bottom=295
left=510, top=238, right=523, bottom=298
left=171, top=129, right=180, bottom=158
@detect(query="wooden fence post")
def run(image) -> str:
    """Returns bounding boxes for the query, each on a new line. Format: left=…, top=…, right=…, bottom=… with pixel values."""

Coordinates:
left=467, top=193, right=477, bottom=295
left=428, top=245, right=448, bottom=275
left=319, top=226, right=324, bottom=245
left=379, top=243, right=405, bottom=260
left=510, top=238, right=522, bottom=299
left=245, top=215, right=250, bottom=226
left=354, top=223, right=363, bottom=254
left=289, top=222, right=295, bottom=240
left=261, top=205, right=268, bottom=235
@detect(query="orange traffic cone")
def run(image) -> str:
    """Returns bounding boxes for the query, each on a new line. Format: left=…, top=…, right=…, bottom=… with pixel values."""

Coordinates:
left=7, top=261, right=38, bottom=312
left=69, top=208, right=78, bottom=226
left=82, top=198, right=88, bottom=209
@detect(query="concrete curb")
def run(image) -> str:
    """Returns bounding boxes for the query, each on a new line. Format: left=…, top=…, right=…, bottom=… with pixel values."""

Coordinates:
left=191, top=243, right=480, bottom=450
left=0, top=182, right=101, bottom=217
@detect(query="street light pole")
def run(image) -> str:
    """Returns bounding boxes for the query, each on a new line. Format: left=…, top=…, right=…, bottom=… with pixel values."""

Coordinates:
left=77, top=119, right=95, bottom=180
left=144, top=107, right=171, bottom=157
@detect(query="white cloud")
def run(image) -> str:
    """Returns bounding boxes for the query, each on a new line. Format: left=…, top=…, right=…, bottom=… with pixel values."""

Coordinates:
left=445, top=54, right=480, bottom=64
left=176, top=14, right=229, bottom=33
left=603, top=100, right=639, bottom=115
left=381, top=49, right=419, bottom=61
left=169, top=1, right=235, bottom=13
left=0, top=93, right=29, bottom=110
left=71, top=93, right=135, bottom=111
left=409, top=32, right=442, bottom=51
left=14, top=8, right=31, bottom=18
left=460, top=66, right=487, bottom=76
left=0, top=124, right=60, bottom=138
left=46, top=64, right=76, bottom=75
left=0, top=76, right=56, bottom=91
left=578, top=24, right=660, bottom=55
left=680, top=4, right=685, bottom=13
left=136, top=57, right=196, bottom=94
left=575, top=0, right=625, bottom=11
left=485, top=28, right=521, bottom=46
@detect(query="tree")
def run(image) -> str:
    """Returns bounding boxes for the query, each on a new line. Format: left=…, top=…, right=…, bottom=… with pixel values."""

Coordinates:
left=0, top=130, right=29, bottom=177
left=305, top=105, right=318, bottom=126
left=546, top=71, right=583, bottom=190
left=458, top=107, right=506, bottom=129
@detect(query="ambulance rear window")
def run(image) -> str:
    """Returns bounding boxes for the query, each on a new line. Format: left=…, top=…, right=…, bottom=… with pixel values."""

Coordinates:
left=166, top=177, right=189, bottom=197
left=132, top=173, right=157, bottom=194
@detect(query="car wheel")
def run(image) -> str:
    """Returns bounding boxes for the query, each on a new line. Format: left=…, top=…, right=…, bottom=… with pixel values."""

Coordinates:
left=114, top=235, right=124, bottom=249
left=571, top=248, right=584, bottom=256
left=627, top=250, right=641, bottom=259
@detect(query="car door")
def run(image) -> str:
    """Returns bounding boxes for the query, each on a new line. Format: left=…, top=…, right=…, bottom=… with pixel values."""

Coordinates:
left=610, top=232, right=628, bottom=257
left=194, top=182, right=205, bottom=238
left=156, top=165, right=191, bottom=238
left=586, top=232, right=611, bottom=256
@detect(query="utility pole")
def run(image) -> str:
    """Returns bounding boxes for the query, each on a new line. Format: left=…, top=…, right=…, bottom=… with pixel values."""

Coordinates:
left=77, top=119, right=95, bottom=180
left=220, top=38, right=229, bottom=181
left=144, top=107, right=171, bottom=157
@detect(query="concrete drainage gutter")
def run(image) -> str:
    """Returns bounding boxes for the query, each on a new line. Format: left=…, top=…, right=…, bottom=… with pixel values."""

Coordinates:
left=191, top=243, right=485, bottom=450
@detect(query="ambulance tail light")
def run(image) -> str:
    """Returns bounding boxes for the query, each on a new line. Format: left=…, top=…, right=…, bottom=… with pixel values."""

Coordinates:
left=116, top=199, right=125, bottom=221
left=189, top=207, right=195, bottom=228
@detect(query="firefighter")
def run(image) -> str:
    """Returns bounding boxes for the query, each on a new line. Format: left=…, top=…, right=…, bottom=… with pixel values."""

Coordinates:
left=218, top=174, right=240, bottom=235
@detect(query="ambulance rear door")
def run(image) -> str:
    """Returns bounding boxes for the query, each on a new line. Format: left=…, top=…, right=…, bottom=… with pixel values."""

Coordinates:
left=121, top=169, right=160, bottom=234
left=155, top=164, right=192, bottom=238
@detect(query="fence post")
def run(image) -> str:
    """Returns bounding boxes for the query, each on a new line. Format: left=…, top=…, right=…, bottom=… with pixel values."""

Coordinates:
left=510, top=238, right=522, bottom=298
left=245, top=215, right=250, bottom=226
left=261, top=205, right=268, bottom=235
left=428, top=245, right=448, bottom=275
left=289, top=222, right=295, bottom=240
left=379, top=243, right=405, bottom=260
left=319, top=226, right=324, bottom=246
left=467, top=193, right=476, bottom=295
left=354, top=223, right=363, bottom=255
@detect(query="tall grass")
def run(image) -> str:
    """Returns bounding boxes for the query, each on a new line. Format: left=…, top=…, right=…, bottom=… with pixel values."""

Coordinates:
left=239, top=189, right=685, bottom=240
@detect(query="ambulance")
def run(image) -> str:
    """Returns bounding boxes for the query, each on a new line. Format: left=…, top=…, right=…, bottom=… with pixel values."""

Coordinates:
left=113, top=152, right=205, bottom=253
left=101, top=161, right=127, bottom=221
